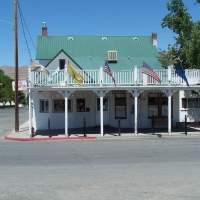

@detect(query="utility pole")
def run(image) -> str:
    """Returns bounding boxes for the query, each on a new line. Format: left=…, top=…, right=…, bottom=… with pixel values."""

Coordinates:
left=14, top=0, right=19, bottom=132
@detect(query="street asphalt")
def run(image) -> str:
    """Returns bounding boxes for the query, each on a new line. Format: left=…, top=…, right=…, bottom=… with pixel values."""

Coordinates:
left=1, top=107, right=200, bottom=199
left=0, top=106, right=29, bottom=137
left=0, top=138, right=200, bottom=199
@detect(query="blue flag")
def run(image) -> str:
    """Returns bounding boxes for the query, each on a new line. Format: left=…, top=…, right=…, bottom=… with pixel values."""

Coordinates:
left=175, top=65, right=189, bottom=87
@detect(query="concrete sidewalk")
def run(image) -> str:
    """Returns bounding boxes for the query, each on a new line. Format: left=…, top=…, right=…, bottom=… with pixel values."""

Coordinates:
left=4, top=121, right=200, bottom=141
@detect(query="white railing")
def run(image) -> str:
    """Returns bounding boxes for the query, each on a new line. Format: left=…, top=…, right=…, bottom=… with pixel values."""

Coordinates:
left=104, top=70, right=134, bottom=85
left=29, top=67, right=200, bottom=87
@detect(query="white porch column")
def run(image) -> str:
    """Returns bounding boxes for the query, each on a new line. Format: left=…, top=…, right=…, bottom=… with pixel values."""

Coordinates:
left=134, top=91, right=138, bottom=135
left=65, top=92, right=69, bottom=137
left=93, top=90, right=109, bottom=136
left=59, top=91, right=74, bottom=137
left=28, top=90, right=32, bottom=138
left=100, top=91, right=104, bottom=137
left=178, top=90, right=182, bottom=122
left=168, top=90, right=172, bottom=135
left=162, top=89, right=177, bottom=135
left=128, top=90, right=143, bottom=135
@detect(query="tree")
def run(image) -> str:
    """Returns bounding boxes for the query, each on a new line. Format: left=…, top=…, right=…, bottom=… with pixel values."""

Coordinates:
left=18, top=91, right=26, bottom=105
left=158, top=45, right=179, bottom=67
left=0, top=69, right=14, bottom=106
left=182, top=23, right=200, bottom=68
left=0, top=89, right=6, bottom=102
left=161, top=0, right=200, bottom=68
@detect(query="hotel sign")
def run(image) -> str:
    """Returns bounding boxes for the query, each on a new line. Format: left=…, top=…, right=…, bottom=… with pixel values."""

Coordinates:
left=12, top=80, right=27, bottom=91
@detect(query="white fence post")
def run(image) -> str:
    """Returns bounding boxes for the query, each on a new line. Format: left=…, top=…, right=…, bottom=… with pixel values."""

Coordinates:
left=64, top=65, right=68, bottom=86
left=134, top=65, right=137, bottom=85
left=168, top=66, right=171, bottom=85
left=100, top=66, right=103, bottom=86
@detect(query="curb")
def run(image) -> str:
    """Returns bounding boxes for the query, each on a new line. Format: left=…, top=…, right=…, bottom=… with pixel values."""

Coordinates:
left=4, top=132, right=97, bottom=141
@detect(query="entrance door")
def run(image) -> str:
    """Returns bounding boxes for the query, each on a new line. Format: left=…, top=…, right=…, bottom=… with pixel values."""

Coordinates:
left=96, top=98, right=109, bottom=126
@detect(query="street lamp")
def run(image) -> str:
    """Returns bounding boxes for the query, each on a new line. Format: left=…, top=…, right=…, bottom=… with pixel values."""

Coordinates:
left=0, top=0, right=19, bottom=132
left=0, top=20, right=14, bottom=27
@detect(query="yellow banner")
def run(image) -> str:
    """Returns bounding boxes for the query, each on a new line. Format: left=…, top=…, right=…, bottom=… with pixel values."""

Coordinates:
left=67, top=61, right=83, bottom=85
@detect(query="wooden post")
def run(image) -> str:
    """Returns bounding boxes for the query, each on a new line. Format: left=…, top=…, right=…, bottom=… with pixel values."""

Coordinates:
left=14, top=0, right=19, bottom=132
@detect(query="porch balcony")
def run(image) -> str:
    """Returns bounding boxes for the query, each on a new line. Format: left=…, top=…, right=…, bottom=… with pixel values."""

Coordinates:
left=29, top=67, right=200, bottom=87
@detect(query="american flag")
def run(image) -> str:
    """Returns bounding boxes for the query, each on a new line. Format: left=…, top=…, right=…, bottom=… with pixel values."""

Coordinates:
left=31, top=60, right=49, bottom=75
left=141, top=61, right=161, bottom=83
left=104, top=61, right=116, bottom=86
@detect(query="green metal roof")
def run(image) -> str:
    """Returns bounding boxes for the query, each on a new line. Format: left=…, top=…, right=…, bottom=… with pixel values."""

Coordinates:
left=36, top=35, right=162, bottom=70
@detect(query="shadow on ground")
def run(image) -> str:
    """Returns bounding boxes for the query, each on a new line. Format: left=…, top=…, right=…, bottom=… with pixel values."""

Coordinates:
left=34, top=125, right=198, bottom=137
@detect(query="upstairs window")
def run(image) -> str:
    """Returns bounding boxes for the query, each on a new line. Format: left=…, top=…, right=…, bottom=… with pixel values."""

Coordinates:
left=59, top=59, right=65, bottom=70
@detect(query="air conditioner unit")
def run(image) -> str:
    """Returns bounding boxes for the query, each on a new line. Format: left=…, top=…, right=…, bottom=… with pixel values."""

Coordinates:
left=107, top=51, right=117, bottom=61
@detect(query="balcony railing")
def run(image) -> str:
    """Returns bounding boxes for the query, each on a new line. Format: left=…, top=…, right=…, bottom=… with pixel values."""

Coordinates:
left=29, top=67, right=200, bottom=87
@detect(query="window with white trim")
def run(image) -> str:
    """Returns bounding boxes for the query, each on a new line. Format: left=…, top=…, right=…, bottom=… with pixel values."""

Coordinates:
left=76, top=99, right=85, bottom=112
left=115, top=94, right=126, bottom=119
left=148, top=93, right=169, bottom=117
left=182, top=98, right=200, bottom=109
left=40, top=99, right=49, bottom=113
left=59, top=59, right=65, bottom=70
left=53, top=99, right=73, bottom=112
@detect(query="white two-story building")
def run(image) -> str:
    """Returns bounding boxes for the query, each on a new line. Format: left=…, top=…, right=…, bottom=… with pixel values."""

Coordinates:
left=28, top=23, right=200, bottom=137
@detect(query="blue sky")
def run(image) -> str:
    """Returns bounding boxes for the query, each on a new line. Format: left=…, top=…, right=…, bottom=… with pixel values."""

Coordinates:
left=0, top=0, right=199, bottom=67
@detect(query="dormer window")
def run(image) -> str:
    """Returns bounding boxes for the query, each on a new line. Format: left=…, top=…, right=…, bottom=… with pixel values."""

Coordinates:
left=68, top=37, right=73, bottom=41
left=59, top=59, right=65, bottom=70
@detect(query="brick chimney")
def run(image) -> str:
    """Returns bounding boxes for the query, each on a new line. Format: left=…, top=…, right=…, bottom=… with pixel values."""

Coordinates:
left=42, top=22, right=48, bottom=36
left=152, top=32, right=157, bottom=47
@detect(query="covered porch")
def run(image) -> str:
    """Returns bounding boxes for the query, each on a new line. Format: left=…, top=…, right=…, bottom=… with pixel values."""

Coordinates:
left=28, top=86, right=200, bottom=138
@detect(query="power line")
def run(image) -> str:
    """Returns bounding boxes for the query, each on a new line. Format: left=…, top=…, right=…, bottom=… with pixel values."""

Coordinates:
left=17, top=1, right=36, bottom=49
left=17, top=2, right=32, bottom=60
left=17, top=0, right=36, bottom=61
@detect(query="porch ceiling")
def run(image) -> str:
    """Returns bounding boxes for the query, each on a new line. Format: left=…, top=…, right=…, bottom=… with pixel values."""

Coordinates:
left=28, top=85, right=198, bottom=92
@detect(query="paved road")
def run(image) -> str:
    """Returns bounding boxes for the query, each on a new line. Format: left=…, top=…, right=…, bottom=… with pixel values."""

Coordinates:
left=0, top=138, right=200, bottom=199
left=0, top=107, right=29, bottom=136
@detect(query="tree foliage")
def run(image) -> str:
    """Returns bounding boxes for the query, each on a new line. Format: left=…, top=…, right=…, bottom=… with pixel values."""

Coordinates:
left=18, top=91, right=26, bottom=105
left=0, top=69, right=27, bottom=106
left=161, top=0, right=200, bottom=68
left=158, top=45, right=177, bottom=67
left=0, top=69, right=14, bottom=105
